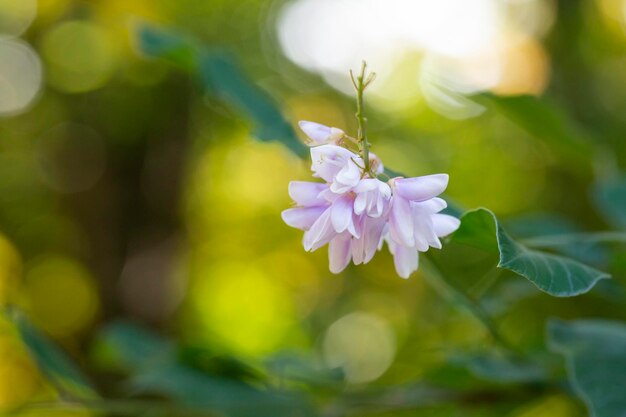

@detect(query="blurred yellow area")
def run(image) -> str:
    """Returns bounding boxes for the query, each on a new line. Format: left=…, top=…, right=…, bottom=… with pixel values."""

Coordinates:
left=23, top=256, right=99, bottom=338
left=509, top=395, right=585, bottom=417
left=191, top=261, right=301, bottom=356
left=0, top=322, right=40, bottom=408
left=0, top=233, right=21, bottom=303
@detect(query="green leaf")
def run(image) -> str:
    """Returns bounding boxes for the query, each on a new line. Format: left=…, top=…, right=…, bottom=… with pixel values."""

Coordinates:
left=455, top=351, right=550, bottom=384
left=131, top=364, right=315, bottom=417
left=451, top=208, right=610, bottom=297
left=95, top=322, right=314, bottom=417
left=548, top=319, right=626, bottom=417
left=6, top=307, right=98, bottom=400
left=593, top=174, right=626, bottom=230
left=93, top=321, right=176, bottom=372
left=135, top=24, right=307, bottom=158
left=135, top=24, right=197, bottom=70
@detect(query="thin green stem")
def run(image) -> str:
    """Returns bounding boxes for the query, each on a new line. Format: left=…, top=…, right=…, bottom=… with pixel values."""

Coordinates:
left=351, top=61, right=375, bottom=177
left=421, top=257, right=518, bottom=354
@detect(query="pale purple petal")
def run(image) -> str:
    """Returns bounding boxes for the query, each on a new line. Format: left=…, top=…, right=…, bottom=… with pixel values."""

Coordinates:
left=299, top=121, right=332, bottom=143
left=395, top=174, right=449, bottom=202
left=413, top=197, right=447, bottom=213
left=432, top=214, right=461, bottom=237
left=348, top=211, right=362, bottom=238
left=412, top=214, right=433, bottom=251
left=369, top=152, right=384, bottom=174
left=362, top=216, right=386, bottom=264
left=354, top=192, right=367, bottom=215
left=391, top=244, right=419, bottom=279
left=303, top=207, right=335, bottom=251
left=288, top=181, right=327, bottom=206
left=328, top=233, right=352, bottom=273
left=331, top=194, right=354, bottom=233
left=353, top=179, right=391, bottom=218
left=281, top=206, right=327, bottom=230
left=299, top=121, right=344, bottom=145
left=330, top=160, right=361, bottom=193
left=389, top=196, right=414, bottom=247
left=354, top=178, right=378, bottom=193
left=310, top=145, right=358, bottom=183
left=351, top=229, right=365, bottom=265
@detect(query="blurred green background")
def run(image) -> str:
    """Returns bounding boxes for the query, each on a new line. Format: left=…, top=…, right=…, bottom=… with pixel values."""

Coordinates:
left=0, top=0, right=625, bottom=416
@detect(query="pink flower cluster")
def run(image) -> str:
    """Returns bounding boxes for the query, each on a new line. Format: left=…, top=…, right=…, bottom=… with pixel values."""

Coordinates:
left=282, top=121, right=460, bottom=278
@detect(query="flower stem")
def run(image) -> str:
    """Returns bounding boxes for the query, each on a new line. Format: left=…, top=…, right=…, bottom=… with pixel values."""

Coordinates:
left=351, top=61, right=375, bottom=177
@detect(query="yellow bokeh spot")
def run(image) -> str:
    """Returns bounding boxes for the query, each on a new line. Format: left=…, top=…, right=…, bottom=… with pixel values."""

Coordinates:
left=191, top=262, right=297, bottom=357
left=35, top=0, right=72, bottom=26
left=0, top=0, right=36, bottom=38
left=491, top=35, right=550, bottom=96
left=24, top=256, right=99, bottom=338
left=41, top=21, right=117, bottom=93
left=323, top=312, right=396, bottom=384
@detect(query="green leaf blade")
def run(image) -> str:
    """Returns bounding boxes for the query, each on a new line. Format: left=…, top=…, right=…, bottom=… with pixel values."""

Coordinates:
left=451, top=208, right=609, bottom=297
left=548, top=319, right=626, bottom=417
left=6, top=308, right=99, bottom=400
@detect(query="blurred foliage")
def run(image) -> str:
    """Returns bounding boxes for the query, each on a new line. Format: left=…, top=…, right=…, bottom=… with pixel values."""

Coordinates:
left=0, top=0, right=625, bottom=417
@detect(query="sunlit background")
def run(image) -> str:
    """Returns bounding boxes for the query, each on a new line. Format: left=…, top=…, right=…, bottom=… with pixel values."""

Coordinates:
left=0, top=0, right=625, bottom=415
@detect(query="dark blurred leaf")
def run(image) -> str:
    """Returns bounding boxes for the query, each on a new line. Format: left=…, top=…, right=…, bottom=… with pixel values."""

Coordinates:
left=455, top=351, right=550, bottom=384
left=475, top=94, right=593, bottom=171
left=505, top=213, right=609, bottom=266
left=135, top=24, right=307, bottom=158
left=179, top=345, right=263, bottom=382
left=593, top=174, right=626, bottom=230
left=451, top=208, right=610, bottom=297
left=548, top=319, right=626, bottom=417
left=95, top=322, right=314, bottom=417
left=265, top=353, right=345, bottom=387
left=136, top=24, right=197, bottom=70
left=130, top=363, right=315, bottom=417
left=94, top=321, right=176, bottom=372
left=6, top=307, right=98, bottom=400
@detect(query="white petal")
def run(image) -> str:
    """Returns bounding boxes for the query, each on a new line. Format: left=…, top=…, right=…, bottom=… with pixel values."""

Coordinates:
left=395, top=174, right=449, bottom=201
left=288, top=181, right=327, bottom=206
left=389, top=196, right=414, bottom=247
left=331, top=194, right=354, bottom=233
left=281, top=206, right=327, bottom=230
left=329, top=233, right=352, bottom=273
left=432, top=214, right=461, bottom=237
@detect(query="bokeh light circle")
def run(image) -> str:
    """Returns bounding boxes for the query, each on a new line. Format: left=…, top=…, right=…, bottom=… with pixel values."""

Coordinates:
left=25, top=256, right=100, bottom=338
left=322, top=311, right=396, bottom=383
left=0, top=39, right=42, bottom=116
left=41, top=21, right=117, bottom=93
left=0, top=0, right=37, bottom=39
left=192, top=262, right=296, bottom=356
